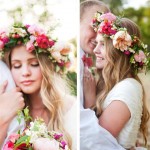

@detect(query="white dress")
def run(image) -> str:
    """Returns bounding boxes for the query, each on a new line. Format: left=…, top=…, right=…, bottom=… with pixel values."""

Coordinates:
left=0, top=60, right=25, bottom=149
left=102, top=78, right=143, bottom=149
left=80, top=48, right=85, bottom=109
left=64, top=100, right=77, bottom=150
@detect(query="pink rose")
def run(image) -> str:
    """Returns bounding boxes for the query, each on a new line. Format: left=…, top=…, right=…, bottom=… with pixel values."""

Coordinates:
left=9, top=133, right=20, bottom=143
left=26, top=41, right=35, bottom=52
left=134, top=50, right=146, bottom=63
left=27, top=25, right=44, bottom=36
left=3, top=141, right=14, bottom=150
left=0, top=40, right=4, bottom=50
left=113, top=30, right=132, bottom=51
left=36, top=34, right=50, bottom=49
left=98, top=21, right=117, bottom=35
left=51, top=50, right=62, bottom=63
left=33, top=138, right=59, bottom=150
left=100, top=12, right=116, bottom=22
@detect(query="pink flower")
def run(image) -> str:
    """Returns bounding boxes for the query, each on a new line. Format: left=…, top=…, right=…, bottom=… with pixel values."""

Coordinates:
left=124, top=50, right=131, bottom=55
left=3, top=141, right=14, bottom=150
left=98, top=21, right=117, bottom=35
left=27, top=25, right=44, bottom=36
left=49, top=40, right=55, bottom=47
left=26, top=41, right=35, bottom=52
left=0, top=40, right=4, bottom=50
left=36, top=34, right=50, bottom=49
left=100, top=12, right=116, bottom=22
left=33, top=138, right=59, bottom=150
left=54, top=133, right=63, bottom=140
left=134, top=50, right=146, bottom=63
left=60, top=140, right=67, bottom=149
left=51, top=50, right=62, bottom=63
left=9, top=133, right=20, bottom=143
left=113, top=30, right=132, bottom=51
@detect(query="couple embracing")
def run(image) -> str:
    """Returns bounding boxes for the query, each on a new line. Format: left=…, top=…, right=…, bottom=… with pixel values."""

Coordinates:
left=80, top=0, right=150, bottom=150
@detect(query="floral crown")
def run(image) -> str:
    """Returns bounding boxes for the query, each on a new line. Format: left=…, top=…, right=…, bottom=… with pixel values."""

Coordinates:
left=0, top=24, right=71, bottom=73
left=92, top=12, right=150, bottom=73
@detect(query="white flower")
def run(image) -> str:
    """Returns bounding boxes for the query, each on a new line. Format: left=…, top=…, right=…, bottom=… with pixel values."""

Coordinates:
left=25, top=129, right=31, bottom=136
left=33, top=138, right=59, bottom=150
left=10, top=27, right=27, bottom=37
left=113, top=30, right=132, bottom=51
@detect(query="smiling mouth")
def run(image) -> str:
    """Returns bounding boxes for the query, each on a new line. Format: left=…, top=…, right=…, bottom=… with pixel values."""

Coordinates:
left=97, top=57, right=104, bottom=60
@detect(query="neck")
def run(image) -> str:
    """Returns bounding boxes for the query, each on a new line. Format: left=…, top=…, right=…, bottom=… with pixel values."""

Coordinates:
left=28, top=92, right=45, bottom=110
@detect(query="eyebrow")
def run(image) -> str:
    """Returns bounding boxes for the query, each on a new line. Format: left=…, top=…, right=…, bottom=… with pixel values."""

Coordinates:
left=11, top=57, right=38, bottom=62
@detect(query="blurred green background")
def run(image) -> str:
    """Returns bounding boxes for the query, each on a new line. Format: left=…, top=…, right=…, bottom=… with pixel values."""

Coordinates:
left=81, top=0, right=150, bottom=49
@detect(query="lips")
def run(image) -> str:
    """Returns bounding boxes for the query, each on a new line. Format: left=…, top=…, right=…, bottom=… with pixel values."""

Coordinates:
left=95, top=55, right=104, bottom=60
left=21, top=80, right=34, bottom=85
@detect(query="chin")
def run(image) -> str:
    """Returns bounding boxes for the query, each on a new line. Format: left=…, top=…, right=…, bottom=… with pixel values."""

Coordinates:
left=21, top=87, right=39, bottom=94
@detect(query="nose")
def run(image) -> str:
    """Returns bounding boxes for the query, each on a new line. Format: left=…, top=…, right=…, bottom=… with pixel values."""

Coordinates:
left=93, top=44, right=101, bottom=55
left=22, top=65, right=31, bottom=77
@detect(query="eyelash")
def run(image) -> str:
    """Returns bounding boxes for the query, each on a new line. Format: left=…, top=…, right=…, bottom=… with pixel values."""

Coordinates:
left=13, top=63, right=39, bottom=69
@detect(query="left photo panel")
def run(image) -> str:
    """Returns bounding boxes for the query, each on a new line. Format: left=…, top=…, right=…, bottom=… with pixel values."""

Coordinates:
left=0, top=0, right=77, bottom=149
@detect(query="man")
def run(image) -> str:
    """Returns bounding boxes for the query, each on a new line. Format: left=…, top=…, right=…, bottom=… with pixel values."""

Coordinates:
left=0, top=60, right=25, bottom=148
left=80, top=1, right=125, bottom=149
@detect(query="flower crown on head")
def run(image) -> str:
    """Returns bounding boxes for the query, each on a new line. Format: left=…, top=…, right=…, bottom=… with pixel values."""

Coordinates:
left=0, top=24, right=72, bottom=73
left=92, top=12, right=150, bottom=73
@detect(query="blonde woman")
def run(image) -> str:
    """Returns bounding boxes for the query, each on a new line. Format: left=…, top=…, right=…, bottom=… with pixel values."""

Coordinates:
left=0, top=24, right=77, bottom=149
left=83, top=12, right=150, bottom=149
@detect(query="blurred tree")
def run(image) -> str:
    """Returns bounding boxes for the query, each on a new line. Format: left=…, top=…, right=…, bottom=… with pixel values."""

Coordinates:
left=80, top=0, right=150, bottom=49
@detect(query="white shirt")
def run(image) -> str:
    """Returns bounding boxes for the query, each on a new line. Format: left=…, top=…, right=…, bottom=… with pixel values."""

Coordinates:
left=79, top=50, right=125, bottom=150
left=103, top=78, right=143, bottom=149
left=0, top=60, right=25, bottom=148
left=80, top=48, right=85, bottom=109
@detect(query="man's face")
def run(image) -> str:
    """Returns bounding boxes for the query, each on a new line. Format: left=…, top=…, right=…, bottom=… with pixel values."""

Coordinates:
left=80, top=6, right=101, bottom=54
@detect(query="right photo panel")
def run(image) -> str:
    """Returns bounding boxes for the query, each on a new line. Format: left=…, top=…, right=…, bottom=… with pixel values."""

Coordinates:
left=80, top=0, right=150, bottom=149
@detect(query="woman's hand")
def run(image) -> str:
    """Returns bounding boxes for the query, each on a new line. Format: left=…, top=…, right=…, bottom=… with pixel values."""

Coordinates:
left=33, top=138, right=59, bottom=150
left=0, top=81, right=25, bottom=124
left=83, top=67, right=96, bottom=108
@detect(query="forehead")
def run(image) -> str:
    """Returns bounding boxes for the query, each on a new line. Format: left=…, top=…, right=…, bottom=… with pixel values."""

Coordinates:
left=82, top=6, right=102, bottom=23
left=96, top=34, right=104, bottom=42
left=11, top=45, right=36, bottom=60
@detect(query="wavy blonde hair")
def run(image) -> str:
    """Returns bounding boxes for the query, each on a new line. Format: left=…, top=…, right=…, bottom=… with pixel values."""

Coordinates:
left=95, top=18, right=149, bottom=145
left=4, top=48, right=72, bottom=148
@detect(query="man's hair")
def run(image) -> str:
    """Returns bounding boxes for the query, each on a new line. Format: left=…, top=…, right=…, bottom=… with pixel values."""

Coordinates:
left=80, top=0, right=110, bottom=21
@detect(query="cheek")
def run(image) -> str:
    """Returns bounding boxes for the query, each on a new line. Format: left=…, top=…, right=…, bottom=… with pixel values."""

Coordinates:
left=33, top=68, right=43, bottom=80
left=11, top=69, right=20, bottom=84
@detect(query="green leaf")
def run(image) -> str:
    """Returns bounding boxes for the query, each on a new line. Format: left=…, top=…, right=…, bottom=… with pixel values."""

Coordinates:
left=15, top=135, right=30, bottom=145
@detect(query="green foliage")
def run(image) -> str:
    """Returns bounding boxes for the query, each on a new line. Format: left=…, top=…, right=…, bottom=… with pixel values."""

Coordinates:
left=66, top=71, right=77, bottom=96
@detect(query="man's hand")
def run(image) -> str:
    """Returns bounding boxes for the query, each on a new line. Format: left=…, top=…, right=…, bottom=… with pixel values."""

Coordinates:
left=0, top=81, right=25, bottom=124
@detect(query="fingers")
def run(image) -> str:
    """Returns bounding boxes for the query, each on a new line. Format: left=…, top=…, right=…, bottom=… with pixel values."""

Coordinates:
left=11, top=87, right=21, bottom=92
left=0, top=80, right=8, bottom=94
left=83, top=67, right=94, bottom=81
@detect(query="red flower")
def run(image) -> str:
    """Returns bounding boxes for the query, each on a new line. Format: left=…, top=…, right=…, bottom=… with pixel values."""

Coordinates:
left=98, top=21, right=117, bottom=36
left=82, top=55, right=93, bottom=68
left=36, top=34, right=51, bottom=49
left=15, top=142, right=29, bottom=149
left=3, top=141, right=14, bottom=150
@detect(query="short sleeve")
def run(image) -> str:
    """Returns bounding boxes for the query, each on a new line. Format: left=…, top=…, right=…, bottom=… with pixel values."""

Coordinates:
left=103, top=78, right=143, bottom=118
left=0, top=60, right=15, bottom=91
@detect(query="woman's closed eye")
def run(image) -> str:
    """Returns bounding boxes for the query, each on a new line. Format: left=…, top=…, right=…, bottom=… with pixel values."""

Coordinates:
left=12, top=64, right=21, bottom=69
left=31, top=62, right=39, bottom=67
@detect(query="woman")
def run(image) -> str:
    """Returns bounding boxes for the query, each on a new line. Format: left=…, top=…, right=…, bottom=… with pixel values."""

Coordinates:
left=0, top=24, right=77, bottom=149
left=83, top=12, right=150, bottom=149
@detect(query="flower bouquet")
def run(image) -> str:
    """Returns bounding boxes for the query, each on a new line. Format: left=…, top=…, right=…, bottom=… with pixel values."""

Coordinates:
left=3, top=108, right=69, bottom=150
